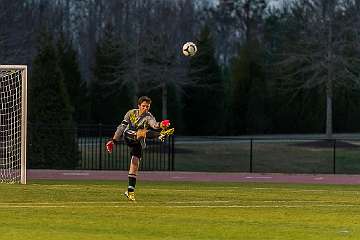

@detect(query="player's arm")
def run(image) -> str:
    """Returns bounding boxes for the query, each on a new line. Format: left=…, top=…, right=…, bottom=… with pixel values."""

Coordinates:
left=147, top=113, right=170, bottom=130
left=106, top=111, right=131, bottom=153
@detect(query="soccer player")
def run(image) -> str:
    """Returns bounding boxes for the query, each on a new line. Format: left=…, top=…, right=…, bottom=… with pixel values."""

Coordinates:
left=105, top=96, right=173, bottom=201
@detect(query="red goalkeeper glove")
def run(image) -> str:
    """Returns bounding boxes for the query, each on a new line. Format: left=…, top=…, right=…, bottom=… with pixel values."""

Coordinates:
left=160, top=119, right=170, bottom=129
left=106, top=140, right=114, bottom=153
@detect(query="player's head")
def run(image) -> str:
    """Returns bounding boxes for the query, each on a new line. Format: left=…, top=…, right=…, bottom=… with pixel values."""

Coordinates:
left=138, top=96, right=151, bottom=114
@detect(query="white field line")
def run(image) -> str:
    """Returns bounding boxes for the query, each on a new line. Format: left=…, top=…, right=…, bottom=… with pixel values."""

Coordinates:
left=28, top=184, right=360, bottom=193
left=0, top=199, right=360, bottom=209
left=158, top=204, right=360, bottom=208
left=253, top=187, right=360, bottom=195
left=21, top=186, right=360, bottom=196
left=0, top=200, right=357, bottom=205
left=0, top=200, right=230, bottom=205
left=0, top=204, right=359, bottom=209
left=244, top=176, right=273, bottom=179
left=21, top=184, right=360, bottom=196
left=15, top=185, right=360, bottom=198
left=62, top=173, right=90, bottom=176
left=0, top=201, right=120, bottom=205
left=146, top=188, right=360, bottom=195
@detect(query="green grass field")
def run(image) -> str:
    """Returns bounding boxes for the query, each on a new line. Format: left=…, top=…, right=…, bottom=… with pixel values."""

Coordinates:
left=1, top=180, right=360, bottom=239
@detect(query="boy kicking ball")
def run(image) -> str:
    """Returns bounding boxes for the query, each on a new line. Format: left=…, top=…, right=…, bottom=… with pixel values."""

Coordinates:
left=106, top=96, right=174, bottom=201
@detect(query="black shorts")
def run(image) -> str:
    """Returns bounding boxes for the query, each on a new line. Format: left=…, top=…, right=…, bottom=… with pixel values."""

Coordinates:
left=123, top=129, right=161, bottom=158
left=124, top=137, right=142, bottom=158
left=123, top=129, right=143, bottom=158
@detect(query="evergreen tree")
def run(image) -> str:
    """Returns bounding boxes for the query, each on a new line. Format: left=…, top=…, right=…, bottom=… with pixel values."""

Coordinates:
left=269, top=87, right=325, bottom=133
left=183, top=25, right=224, bottom=135
left=230, top=40, right=270, bottom=134
left=91, top=23, right=131, bottom=124
left=334, top=88, right=360, bottom=133
left=57, top=33, right=89, bottom=123
left=220, top=66, right=232, bottom=134
left=28, top=29, right=79, bottom=169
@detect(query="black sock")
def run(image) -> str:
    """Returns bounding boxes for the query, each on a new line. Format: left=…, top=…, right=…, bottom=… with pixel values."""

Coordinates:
left=128, top=174, right=137, bottom=192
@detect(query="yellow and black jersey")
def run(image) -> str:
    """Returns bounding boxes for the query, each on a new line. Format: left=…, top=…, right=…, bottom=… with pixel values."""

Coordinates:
left=113, top=109, right=161, bottom=141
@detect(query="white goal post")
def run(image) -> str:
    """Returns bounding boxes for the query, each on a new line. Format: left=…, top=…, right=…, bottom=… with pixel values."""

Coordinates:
left=0, top=65, right=27, bottom=184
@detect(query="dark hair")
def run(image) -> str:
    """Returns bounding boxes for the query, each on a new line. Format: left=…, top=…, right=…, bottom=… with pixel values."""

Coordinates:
left=138, top=96, right=152, bottom=105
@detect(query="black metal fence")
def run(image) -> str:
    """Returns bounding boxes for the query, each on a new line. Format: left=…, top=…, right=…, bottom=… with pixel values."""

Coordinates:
left=28, top=123, right=360, bottom=174
left=28, top=124, right=175, bottom=171
left=173, top=135, right=360, bottom=174
left=77, top=124, right=175, bottom=171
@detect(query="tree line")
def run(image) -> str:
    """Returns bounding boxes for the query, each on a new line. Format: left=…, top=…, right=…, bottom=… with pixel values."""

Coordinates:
left=2, top=0, right=360, bottom=138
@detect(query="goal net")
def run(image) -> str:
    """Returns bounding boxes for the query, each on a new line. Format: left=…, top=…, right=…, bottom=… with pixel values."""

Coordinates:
left=0, top=65, right=27, bottom=184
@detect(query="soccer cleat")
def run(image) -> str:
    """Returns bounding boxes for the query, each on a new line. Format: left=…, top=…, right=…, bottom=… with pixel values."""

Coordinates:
left=158, top=128, right=175, bottom=142
left=124, top=191, right=136, bottom=201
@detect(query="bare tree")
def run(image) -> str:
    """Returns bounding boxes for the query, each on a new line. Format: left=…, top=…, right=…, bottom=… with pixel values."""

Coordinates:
left=139, top=0, right=198, bottom=118
left=273, top=0, right=360, bottom=138
left=0, top=0, right=36, bottom=64
left=100, top=0, right=202, bottom=118
left=207, top=0, right=269, bottom=65
left=70, top=0, right=106, bottom=83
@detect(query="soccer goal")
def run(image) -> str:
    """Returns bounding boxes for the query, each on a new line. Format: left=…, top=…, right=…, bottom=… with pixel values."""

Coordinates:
left=0, top=65, right=27, bottom=184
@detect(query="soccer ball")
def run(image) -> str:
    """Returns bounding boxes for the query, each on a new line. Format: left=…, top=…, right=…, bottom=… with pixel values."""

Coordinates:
left=182, top=42, right=197, bottom=56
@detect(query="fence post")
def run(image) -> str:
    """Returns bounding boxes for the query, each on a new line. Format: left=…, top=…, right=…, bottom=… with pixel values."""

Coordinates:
left=171, top=135, right=175, bottom=171
left=168, top=136, right=171, bottom=171
left=333, top=139, right=336, bottom=174
left=250, top=138, right=253, bottom=173
left=98, top=123, right=103, bottom=170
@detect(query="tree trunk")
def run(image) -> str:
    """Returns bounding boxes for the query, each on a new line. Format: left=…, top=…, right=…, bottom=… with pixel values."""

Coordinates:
left=326, top=11, right=334, bottom=139
left=162, top=82, right=167, bottom=119
left=325, top=80, right=333, bottom=139
left=132, top=82, right=139, bottom=108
